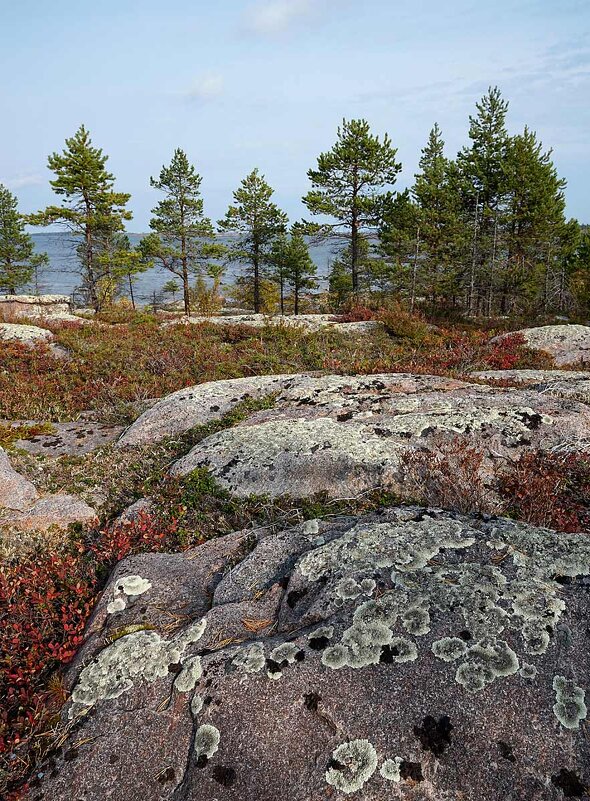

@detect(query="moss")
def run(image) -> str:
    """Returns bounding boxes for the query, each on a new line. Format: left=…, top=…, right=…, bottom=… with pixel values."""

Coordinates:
left=552, top=675, right=587, bottom=729
left=325, top=739, right=378, bottom=794
left=194, top=724, right=221, bottom=760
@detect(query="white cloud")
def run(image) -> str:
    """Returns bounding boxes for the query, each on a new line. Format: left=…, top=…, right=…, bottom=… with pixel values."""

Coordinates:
left=244, top=0, right=314, bottom=36
left=182, top=72, right=225, bottom=102
left=4, top=173, right=44, bottom=190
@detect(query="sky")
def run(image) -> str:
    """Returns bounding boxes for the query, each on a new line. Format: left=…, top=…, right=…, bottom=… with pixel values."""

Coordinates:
left=0, top=0, right=589, bottom=230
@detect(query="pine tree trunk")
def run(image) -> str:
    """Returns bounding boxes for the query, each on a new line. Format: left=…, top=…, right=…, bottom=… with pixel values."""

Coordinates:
left=253, top=243, right=260, bottom=313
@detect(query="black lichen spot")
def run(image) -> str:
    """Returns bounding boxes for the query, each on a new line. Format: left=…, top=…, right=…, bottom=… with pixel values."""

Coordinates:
left=157, top=767, right=176, bottom=784
left=414, top=715, right=453, bottom=757
left=327, top=757, right=345, bottom=772
left=294, top=650, right=305, bottom=662
left=266, top=658, right=282, bottom=675
left=380, top=643, right=399, bottom=663
left=212, top=765, right=236, bottom=787
left=168, top=662, right=183, bottom=675
left=308, top=635, right=330, bottom=651
left=458, top=630, right=472, bottom=641
left=497, top=741, right=515, bottom=762
left=399, top=760, right=424, bottom=782
left=209, top=405, right=220, bottom=412
left=303, top=692, right=321, bottom=711
left=517, top=410, right=543, bottom=430
left=337, top=411, right=354, bottom=422
left=551, top=769, right=587, bottom=797
left=109, top=753, right=119, bottom=764
left=287, top=588, right=308, bottom=608
left=196, top=755, right=209, bottom=769
left=63, top=748, right=79, bottom=762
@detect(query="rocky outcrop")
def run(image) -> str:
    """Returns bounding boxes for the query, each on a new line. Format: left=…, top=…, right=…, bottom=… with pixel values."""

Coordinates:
left=0, top=446, right=96, bottom=532
left=494, top=324, right=590, bottom=367
left=30, top=507, right=590, bottom=800
left=165, top=313, right=381, bottom=334
left=474, top=369, right=590, bottom=405
left=0, top=294, right=80, bottom=323
left=165, top=373, right=590, bottom=499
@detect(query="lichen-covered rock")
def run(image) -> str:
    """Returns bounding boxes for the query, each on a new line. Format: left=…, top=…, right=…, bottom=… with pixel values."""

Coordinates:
left=165, top=312, right=381, bottom=334
left=0, top=322, right=54, bottom=345
left=12, top=421, right=124, bottom=457
left=30, top=508, right=590, bottom=800
left=0, top=446, right=39, bottom=511
left=0, top=293, right=82, bottom=323
left=169, top=373, right=590, bottom=499
left=118, top=373, right=314, bottom=447
left=474, top=369, right=590, bottom=405
left=493, top=324, right=590, bottom=367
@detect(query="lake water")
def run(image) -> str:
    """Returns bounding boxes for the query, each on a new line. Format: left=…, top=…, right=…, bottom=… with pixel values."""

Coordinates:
left=29, top=233, right=340, bottom=306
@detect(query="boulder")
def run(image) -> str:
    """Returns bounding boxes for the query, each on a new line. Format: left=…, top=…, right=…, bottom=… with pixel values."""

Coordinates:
left=30, top=507, right=590, bottom=800
left=0, top=447, right=97, bottom=532
left=3, top=494, right=98, bottom=532
left=0, top=446, right=39, bottom=511
left=493, top=324, right=590, bottom=367
left=12, top=421, right=124, bottom=457
left=168, top=373, right=590, bottom=499
left=473, top=369, right=590, bottom=405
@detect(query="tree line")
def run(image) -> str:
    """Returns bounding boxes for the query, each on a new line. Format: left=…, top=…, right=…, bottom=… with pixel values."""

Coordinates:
left=0, top=86, right=588, bottom=320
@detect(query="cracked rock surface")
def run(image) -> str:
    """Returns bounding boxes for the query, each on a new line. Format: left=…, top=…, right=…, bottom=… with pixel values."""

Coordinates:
left=30, top=507, right=590, bottom=801
left=165, top=373, right=590, bottom=499
left=474, top=369, right=590, bottom=405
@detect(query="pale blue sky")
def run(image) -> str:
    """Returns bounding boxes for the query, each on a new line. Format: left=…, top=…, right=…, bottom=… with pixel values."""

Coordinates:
left=1, top=0, right=588, bottom=229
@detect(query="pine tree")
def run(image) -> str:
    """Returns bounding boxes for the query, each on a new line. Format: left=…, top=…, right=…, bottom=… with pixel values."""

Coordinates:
left=218, top=169, right=287, bottom=313
left=281, top=229, right=318, bottom=314
left=0, top=184, right=48, bottom=294
left=412, top=125, right=464, bottom=308
left=457, top=87, right=509, bottom=314
left=303, top=118, right=401, bottom=295
left=377, top=190, right=420, bottom=306
left=97, top=232, right=147, bottom=310
left=141, top=149, right=224, bottom=316
left=30, top=125, right=131, bottom=310
left=503, top=127, right=567, bottom=313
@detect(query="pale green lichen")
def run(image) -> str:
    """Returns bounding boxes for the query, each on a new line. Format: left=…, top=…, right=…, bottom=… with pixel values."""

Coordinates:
left=336, top=577, right=362, bottom=600
left=553, top=675, right=587, bottom=729
left=519, top=663, right=538, bottom=680
left=232, top=642, right=266, bottom=673
left=69, top=617, right=207, bottom=718
left=308, top=625, right=334, bottom=641
left=270, top=642, right=302, bottom=665
left=194, top=724, right=220, bottom=759
left=321, top=644, right=349, bottom=670
left=116, top=575, right=152, bottom=596
left=190, top=693, right=205, bottom=716
left=106, top=597, right=126, bottom=614
left=432, top=638, right=468, bottom=662
left=174, top=656, right=203, bottom=693
left=380, top=757, right=402, bottom=782
left=325, top=740, right=378, bottom=794
left=388, top=637, right=418, bottom=663
left=360, top=578, right=376, bottom=595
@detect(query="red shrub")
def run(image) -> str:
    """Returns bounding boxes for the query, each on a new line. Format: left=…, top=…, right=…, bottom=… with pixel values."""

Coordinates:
left=499, top=451, right=590, bottom=532
left=0, top=513, right=182, bottom=797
